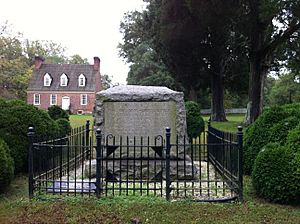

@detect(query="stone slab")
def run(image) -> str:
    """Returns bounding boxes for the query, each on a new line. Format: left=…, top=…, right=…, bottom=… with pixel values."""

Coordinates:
left=104, top=101, right=177, bottom=144
left=94, top=85, right=188, bottom=143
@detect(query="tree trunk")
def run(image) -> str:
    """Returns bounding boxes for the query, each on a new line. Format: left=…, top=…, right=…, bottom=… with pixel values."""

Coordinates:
left=247, top=51, right=270, bottom=123
left=188, top=86, right=198, bottom=102
left=210, top=72, right=227, bottom=121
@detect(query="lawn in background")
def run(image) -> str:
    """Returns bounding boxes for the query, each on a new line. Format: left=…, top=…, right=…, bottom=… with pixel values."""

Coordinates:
left=69, top=114, right=93, bottom=128
left=69, top=114, right=245, bottom=132
left=203, top=114, right=245, bottom=133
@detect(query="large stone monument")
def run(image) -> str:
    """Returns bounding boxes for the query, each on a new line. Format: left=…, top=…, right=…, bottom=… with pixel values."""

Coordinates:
left=94, top=85, right=187, bottom=143
left=89, top=85, right=196, bottom=180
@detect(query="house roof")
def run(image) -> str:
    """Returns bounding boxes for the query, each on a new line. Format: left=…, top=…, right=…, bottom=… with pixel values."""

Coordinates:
left=28, top=64, right=99, bottom=92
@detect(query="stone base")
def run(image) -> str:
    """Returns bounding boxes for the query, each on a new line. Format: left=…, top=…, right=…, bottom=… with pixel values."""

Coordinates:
left=84, top=157, right=198, bottom=181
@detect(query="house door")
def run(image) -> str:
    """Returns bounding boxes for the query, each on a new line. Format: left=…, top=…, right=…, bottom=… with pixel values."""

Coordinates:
left=62, top=96, right=70, bottom=110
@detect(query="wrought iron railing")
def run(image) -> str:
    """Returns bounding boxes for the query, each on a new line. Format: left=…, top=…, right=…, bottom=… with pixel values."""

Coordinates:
left=28, top=120, right=243, bottom=202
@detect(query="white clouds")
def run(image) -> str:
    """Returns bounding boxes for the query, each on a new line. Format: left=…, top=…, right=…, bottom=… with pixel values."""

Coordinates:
left=0, top=0, right=144, bottom=84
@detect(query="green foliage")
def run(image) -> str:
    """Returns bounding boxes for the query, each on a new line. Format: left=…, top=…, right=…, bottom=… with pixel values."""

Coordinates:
left=243, top=104, right=300, bottom=174
left=67, top=54, right=88, bottom=64
left=48, top=105, right=69, bottom=121
left=101, top=74, right=112, bottom=90
left=267, top=73, right=300, bottom=106
left=268, top=116, right=299, bottom=145
left=0, top=138, right=14, bottom=192
left=244, top=106, right=286, bottom=174
left=252, top=143, right=300, bottom=204
left=185, top=101, right=205, bottom=138
left=56, top=118, right=71, bottom=136
left=0, top=100, right=59, bottom=173
left=286, top=124, right=300, bottom=153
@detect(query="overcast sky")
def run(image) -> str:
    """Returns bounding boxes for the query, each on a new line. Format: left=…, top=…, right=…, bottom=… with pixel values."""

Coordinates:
left=0, top=0, right=145, bottom=84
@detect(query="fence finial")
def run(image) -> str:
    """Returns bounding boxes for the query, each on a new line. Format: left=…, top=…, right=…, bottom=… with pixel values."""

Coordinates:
left=165, top=127, right=171, bottom=135
left=96, top=128, right=101, bottom=137
left=237, top=125, right=243, bottom=133
left=28, top=126, right=35, bottom=136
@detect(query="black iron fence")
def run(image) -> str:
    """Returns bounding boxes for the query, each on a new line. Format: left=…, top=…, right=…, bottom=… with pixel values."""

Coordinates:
left=28, top=120, right=243, bottom=202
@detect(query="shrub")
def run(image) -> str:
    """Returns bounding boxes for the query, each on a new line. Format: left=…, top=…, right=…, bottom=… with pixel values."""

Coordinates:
left=48, top=105, right=69, bottom=121
left=243, top=103, right=300, bottom=174
left=0, top=100, right=59, bottom=173
left=252, top=143, right=300, bottom=204
left=290, top=152, right=300, bottom=203
left=243, top=106, right=286, bottom=174
left=185, top=101, right=205, bottom=139
left=268, top=116, right=299, bottom=145
left=56, top=118, right=72, bottom=136
left=0, top=138, right=14, bottom=192
left=286, top=124, right=300, bottom=153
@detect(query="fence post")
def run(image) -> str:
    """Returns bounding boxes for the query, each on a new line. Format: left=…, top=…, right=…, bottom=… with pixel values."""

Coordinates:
left=237, top=125, right=244, bottom=202
left=96, top=128, right=102, bottom=198
left=27, top=127, right=35, bottom=199
left=207, top=120, right=211, bottom=160
left=165, top=127, right=171, bottom=201
left=85, top=120, right=90, bottom=159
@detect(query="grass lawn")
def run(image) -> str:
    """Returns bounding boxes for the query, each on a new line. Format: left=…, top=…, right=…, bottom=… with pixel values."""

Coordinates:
left=203, top=114, right=245, bottom=133
left=0, top=175, right=299, bottom=223
left=69, top=114, right=93, bottom=128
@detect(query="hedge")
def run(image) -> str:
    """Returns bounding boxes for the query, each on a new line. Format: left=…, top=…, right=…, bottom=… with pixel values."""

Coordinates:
left=0, top=138, right=14, bottom=192
left=252, top=143, right=300, bottom=204
left=286, top=124, right=300, bottom=153
left=56, top=118, right=72, bottom=136
left=48, top=105, right=69, bottom=121
left=0, top=100, right=59, bottom=173
left=243, top=104, right=300, bottom=174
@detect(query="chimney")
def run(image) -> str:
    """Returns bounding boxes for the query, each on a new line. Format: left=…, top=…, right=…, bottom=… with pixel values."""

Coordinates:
left=34, top=56, right=44, bottom=70
left=93, top=56, right=100, bottom=71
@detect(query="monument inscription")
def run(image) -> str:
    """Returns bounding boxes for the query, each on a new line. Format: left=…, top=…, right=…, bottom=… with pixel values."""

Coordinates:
left=104, top=101, right=176, bottom=140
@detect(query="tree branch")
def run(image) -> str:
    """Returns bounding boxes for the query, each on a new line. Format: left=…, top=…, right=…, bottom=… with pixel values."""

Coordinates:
left=263, top=20, right=300, bottom=56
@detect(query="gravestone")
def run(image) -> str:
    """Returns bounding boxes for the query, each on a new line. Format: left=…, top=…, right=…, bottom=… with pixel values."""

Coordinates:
left=89, top=85, right=197, bottom=180
left=94, top=85, right=187, bottom=143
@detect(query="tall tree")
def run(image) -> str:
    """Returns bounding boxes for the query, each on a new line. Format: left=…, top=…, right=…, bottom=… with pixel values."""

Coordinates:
left=24, top=40, right=68, bottom=64
left=68, top=54, right=88, bottom=64
left=119, top=10, right=180, bottom=90
left=101, top=74, right=113, bottom=90
left=244, top=0, right=300, bottom=122
left=158, top=0, right=247, bottom=121
left=0, top=26, right=29, bottom=99
left=267, top=73, right=300, bottom=105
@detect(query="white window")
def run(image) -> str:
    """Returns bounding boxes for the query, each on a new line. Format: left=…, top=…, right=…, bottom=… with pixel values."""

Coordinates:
left=78, top=74, right=86, bottom=87
left=44, top=73, right=52, bottom=86
left=34, top=94, right=40, bottom=105
left=60, top=73, right=68, bottom=86
left=80, top=94, right=87, bottom=105
left=50, top=94, right=57, bottom=105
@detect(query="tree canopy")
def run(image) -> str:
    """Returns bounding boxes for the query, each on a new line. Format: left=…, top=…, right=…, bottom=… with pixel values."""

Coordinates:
left=119, top=0, right=300, bottom=122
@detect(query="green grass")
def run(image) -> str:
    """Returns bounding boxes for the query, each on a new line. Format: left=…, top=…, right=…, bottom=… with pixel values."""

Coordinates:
left=203, top=114, right=245, bottom=133
left=1, top=175, right=300, bottom=223
left=69, top=114, right=93, bottom=128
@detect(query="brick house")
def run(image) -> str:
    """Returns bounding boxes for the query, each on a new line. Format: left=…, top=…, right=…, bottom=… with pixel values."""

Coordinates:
left=27, top=56, right=102, bottom=114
